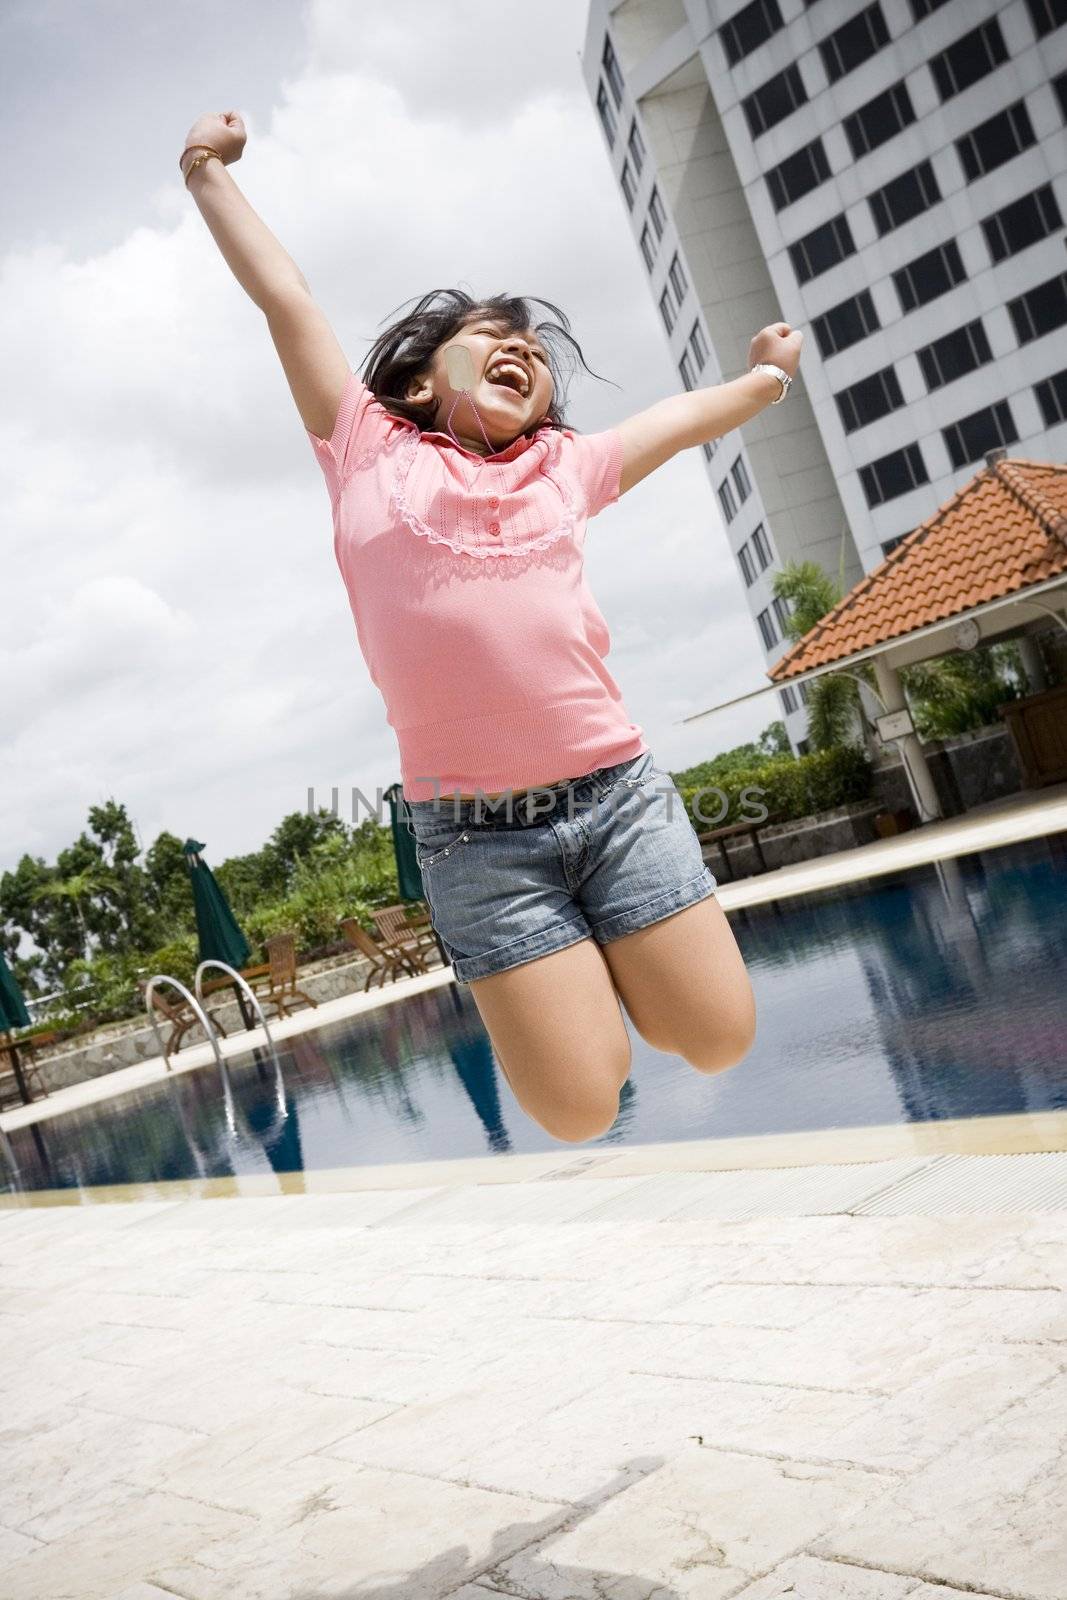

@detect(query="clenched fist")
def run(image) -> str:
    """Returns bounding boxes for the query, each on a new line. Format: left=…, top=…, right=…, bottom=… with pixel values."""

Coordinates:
left=181, top=110, right=247, bottom=166
left=749, top=322, right=803, bottom=378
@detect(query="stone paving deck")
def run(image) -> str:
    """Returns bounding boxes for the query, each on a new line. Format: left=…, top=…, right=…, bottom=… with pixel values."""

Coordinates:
left=2, top=1161, right=1065, bottom=1599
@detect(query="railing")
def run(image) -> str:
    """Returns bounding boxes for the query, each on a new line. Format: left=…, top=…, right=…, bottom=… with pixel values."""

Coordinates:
left=143, top=975, right=224, bottom=1075
left=194, top=961, right=287, bottom=1139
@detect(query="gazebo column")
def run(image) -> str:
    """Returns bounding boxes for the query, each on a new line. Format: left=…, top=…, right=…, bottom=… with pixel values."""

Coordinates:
left=872, top=655, right=944, bottom=823
left=1016, top=634, right=1049, bottom=693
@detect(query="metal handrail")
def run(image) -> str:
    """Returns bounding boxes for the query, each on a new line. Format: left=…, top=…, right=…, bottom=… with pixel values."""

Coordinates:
left=194, top=960, right=280, bottom=1070
left=194, top=960, right=287, bottom=1135
left=143, top=975, right=225, bottom=1075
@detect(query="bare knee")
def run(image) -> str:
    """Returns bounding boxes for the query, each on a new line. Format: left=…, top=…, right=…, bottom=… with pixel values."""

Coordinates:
left=538, top=1093, right=621, bottom=1143
left=683, top=1003, right=756, bottom=1076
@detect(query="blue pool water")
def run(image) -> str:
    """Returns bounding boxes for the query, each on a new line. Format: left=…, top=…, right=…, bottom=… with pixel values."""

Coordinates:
left=3, top=833, right=1066, bottom=1198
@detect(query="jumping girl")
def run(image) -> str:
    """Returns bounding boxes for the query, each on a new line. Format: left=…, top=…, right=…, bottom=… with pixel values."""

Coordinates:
left=180, top=110, right=803, bottom=1143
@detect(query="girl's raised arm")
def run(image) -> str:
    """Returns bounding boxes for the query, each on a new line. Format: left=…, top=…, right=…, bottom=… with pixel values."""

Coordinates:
left=180, top=111, right=350, bottom=441
left=615, top=323, right=803, bottom=496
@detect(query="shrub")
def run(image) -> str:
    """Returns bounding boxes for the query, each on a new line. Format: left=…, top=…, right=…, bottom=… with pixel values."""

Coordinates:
left=673, top=745, right=873, bottom=830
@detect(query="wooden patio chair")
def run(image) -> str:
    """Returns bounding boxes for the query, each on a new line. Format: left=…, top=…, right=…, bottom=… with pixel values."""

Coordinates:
left=370, top=904, right=439, bottom=975
left=339, top=918, right=423, bottom=990
left=0, top=1031, right=52, bottom=1108
left=136, top=982, right=229, bottom=1061
left=256, top=933, right=319, bottom=1021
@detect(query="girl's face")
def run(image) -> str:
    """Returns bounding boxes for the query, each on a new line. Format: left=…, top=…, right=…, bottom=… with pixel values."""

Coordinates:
left=406, top=312, right=555, bottom=453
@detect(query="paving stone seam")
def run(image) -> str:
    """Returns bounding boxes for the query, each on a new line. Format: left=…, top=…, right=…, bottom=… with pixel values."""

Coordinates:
left=628, top=1365, right=893, bottom=1398
left=804, top=1546, right=1027, bottom=1600
left=681, top=1435, right=908, bottom=1479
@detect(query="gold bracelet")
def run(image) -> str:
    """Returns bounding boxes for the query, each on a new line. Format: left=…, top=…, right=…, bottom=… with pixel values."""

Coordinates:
left=182, top=151, right=222, bottom=185
left=179, top=144, right=221, bottom=172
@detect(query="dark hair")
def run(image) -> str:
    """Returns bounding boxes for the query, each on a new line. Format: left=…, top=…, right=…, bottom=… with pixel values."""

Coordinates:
left=359, top=288, right=617, bottom=437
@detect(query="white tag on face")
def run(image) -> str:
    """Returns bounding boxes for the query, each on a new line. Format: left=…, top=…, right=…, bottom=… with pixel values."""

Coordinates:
left=443, top=344, right=477, bottom=392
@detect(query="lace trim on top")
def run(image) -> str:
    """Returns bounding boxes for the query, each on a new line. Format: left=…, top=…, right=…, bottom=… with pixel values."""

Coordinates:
left=387, top=424, right=581, bottom=560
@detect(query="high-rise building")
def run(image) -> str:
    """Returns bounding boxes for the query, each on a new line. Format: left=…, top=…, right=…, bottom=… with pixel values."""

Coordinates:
left=581, top=0, right=1067, bottom=749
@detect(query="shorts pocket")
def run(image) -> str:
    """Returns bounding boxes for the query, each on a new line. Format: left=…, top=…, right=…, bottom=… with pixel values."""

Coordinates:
left=415, top=827, right=473, bottom=870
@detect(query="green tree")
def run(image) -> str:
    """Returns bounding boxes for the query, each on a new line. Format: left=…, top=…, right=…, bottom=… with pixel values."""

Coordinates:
left=772, top=561, right=870, bottom=752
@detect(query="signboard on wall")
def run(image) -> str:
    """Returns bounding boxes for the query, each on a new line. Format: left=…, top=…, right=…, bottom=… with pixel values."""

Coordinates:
left=876, top=707, right=915, bottom=743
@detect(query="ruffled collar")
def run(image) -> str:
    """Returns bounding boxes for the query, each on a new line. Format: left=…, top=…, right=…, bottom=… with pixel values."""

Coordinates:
left=397, top=415, right=555, bottom=464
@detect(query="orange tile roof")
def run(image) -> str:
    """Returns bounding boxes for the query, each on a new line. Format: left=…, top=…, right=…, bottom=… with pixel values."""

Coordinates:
left=770, top=457, right=1067, bottom=683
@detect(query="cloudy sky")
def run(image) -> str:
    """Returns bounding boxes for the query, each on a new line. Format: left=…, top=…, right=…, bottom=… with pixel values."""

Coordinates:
left=1, top=0, right=776, bottom=873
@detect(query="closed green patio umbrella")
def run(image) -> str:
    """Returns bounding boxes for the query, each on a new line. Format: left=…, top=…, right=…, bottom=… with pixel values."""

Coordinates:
left=0, top=948, right=31, bottom=1033
left=383, top=784, right=449, bottom=969
left=182, top=840, right=254, bottom=1024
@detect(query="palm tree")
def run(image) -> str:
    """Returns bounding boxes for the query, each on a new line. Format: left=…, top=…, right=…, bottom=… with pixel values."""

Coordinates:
left=31, top=869, right=110, bottom=962
left=771, top=561, right=874, bottom=752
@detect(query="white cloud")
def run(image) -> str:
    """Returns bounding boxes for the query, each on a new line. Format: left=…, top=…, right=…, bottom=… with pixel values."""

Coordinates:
left=2, top=0, right=772, bottom=874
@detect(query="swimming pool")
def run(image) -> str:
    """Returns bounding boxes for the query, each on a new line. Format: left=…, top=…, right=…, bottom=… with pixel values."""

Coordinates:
left=3, top=832, right=1065, bottom=1198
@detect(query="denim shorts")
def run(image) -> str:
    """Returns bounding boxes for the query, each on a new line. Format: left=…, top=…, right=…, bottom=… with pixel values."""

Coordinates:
left=404, top=749, right=718, bottom=985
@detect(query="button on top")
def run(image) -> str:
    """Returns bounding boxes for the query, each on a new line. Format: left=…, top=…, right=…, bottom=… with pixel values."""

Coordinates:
left=488, top=520, right=501, bottom=535
left=488, top=496, right=500, bottom=509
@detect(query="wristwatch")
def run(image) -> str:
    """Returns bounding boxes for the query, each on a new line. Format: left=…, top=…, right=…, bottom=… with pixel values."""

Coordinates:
left=751, top=362, right=792, bottom=403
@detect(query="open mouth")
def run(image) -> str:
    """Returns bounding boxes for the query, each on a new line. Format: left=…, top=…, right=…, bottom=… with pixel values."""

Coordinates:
left=483, top=358, right=531, bottom=399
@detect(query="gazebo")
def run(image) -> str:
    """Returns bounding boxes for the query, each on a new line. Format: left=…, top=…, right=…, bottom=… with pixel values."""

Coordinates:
left=685, top=451, right=1067, bottom=823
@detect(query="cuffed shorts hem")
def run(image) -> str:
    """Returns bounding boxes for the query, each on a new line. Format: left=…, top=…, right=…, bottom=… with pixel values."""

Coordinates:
left=448, top=913, right=594, bottom=985
left=590, top=866, right=719, bottom=946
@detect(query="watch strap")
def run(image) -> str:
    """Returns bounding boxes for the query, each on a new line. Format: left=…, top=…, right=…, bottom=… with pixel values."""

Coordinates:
left=751, top=362, right=791, bottom=403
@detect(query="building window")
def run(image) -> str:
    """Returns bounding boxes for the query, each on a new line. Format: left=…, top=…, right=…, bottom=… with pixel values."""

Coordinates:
left=596, top=81, right=617, bottom=147
left=732, top=454, right=752, bottom=503
left=819, top=3, right=889, bottom=84
left=797, top=679, right=810, bottom=705
left=627, top=118, right=645, bottom=175
left=843, top=81, right=916, bottom=160
left=859, top=442, right=929, bottom=507
left=720, top=0, right=784, bottom=66
left=688, top=320, right=709, bottom=371
left=702, top=441, right=716, bottom=463
left=917, top=319, right=994, bottom=390
left=788, top=213, right=856, bottom=285
left=893, top=239, right=966, bottom=313
left=679, top=351, right=698, bottom=391
left=668, top=252, right=688, bottom=304
left=1007, top=272, right=1067, bottom=344
left=602, top=35, right=624, bottom=109
left=639, top=223, right=656, bottom=272
left=620, top=159, right=637, bottom=212
left=1035, top=368, right=1067, bottom=425
left=765, top=137, right=831, bottom=212
left=757, top=607, right=779, bottom=650
left=909, top=0, right=952, bottom=16
left=718, top=478, right=738, bottom=523
left=834, top=365, right=906, bottom=433
left=1025, top=0, right=1067, bottom=38
left=881, top=534, right=906, bottom=557
left=739, top=543, right=757, bottom=585
left=648, top=184, right=667, bottom=240
left=659, top=287, right=676, bottom=334
left=741, top=63, right=807, bottom=139
left=982, top=185, right=1063, bottom=264
left=779, top=685, right=799, bottom=716
left=1055, top=70, right=1067, bottom=122
left=868, top=159, right=941, bottom=236
left=931, top=19, right=1009, bottom=103
left=942, top=399, right=1018, bottom=469
left=956, top=100, right=1036, bottom=181
left=772, top=594, right=794, bottom=637
left=751, top=523, right=773, bottom=570
left=812, top=289, right=880, bottom=358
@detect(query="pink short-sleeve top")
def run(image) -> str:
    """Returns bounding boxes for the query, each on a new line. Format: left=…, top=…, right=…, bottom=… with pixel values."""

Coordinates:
left=306, top=370, right=647, bottom=801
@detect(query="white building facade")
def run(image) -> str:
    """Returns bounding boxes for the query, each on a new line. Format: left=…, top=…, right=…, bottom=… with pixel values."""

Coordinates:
left=581, top=0, right=1067, bottom=749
